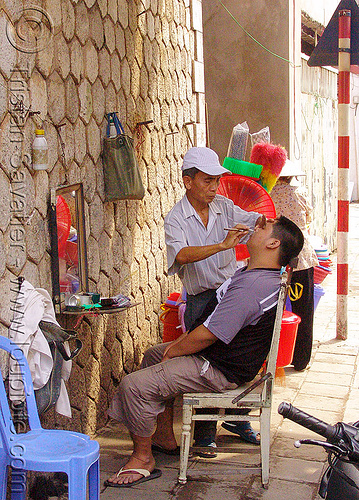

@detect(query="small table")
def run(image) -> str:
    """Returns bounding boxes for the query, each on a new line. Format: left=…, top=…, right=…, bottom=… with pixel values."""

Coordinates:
left=62, top=303, right=138, bottom=315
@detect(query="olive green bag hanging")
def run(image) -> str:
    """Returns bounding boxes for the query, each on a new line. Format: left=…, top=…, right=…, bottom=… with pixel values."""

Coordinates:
left=102, top=112, right=145, bottom=201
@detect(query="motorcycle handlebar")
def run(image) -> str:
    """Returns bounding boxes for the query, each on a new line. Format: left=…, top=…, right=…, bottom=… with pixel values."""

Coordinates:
left=278, top=402, right=341, bottom=442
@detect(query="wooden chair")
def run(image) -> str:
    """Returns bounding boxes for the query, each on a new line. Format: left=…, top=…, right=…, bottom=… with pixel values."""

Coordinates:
left=178, top=269, right=289, bottom=488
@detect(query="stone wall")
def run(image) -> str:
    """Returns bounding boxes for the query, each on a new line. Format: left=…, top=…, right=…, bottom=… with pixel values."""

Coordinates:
left=0, top=0, right=205, bottom=435
left=301, top=57, right=338, bottom=251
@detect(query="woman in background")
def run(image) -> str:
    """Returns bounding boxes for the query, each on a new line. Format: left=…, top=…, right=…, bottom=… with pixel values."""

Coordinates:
left=270, top=160, right=319, bottom=371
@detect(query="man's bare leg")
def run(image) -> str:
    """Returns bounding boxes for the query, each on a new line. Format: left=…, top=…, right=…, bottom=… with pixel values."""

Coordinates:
left=106, top=433, right=155, bottom=485
left=152, top=405, right=177, bottom=450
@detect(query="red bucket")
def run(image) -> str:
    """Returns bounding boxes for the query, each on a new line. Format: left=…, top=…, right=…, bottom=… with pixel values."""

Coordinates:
left=159, top=293, right=182, bottom=343
left=277, top=310, right=301, bottom=368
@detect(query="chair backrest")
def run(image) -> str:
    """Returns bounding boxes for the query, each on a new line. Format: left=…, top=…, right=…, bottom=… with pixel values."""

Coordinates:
left=0, top=336, right=41, bottom=454
left=265, top=270, right=289, bottom=378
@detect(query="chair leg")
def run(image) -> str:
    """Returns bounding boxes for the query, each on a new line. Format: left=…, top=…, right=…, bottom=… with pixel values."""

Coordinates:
left=0, top=466, right=8, bottom=500
left=11, top=470, right=27, bottom=500
left=88, top=459, right=100, bottom=500
left=68, top=466, right=87, bottom=500
left=260, top=407, right=271, bottom=488
left=178, top=402, right=193, bottom=484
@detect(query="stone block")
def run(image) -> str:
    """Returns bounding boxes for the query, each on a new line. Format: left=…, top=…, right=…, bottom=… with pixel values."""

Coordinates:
left=35, top=33, right=54, bottom=79
left=86, top=117, right=101, bottom=162
left=0, top=74, right=7, bottom=126
left=24, top=209, right=48, bottom=265
left=87, top=234, right=100, bottom=281
left=47, top=71, right=65, bottom=124
left=73, top=118, right=86, bottom=164
left=75, top=1, right=90, bottom=46
left=195, top=29, right=204, bottom=63
left=65, top=75, right=80, bottom=123
left=104, top=17, right=116, bottom=54
left=110, top=339, right=123, bottom=382
left=99, top=345, right=111, bottom=390
left=70, top=37, right=84, bottom=84
left=191, top=0, right=202, bottom=32
left=78, top=78, right=93, bottom=123
left=0, top=232, right=6, bottom=279
left=73, top=321, right=92, bottom=368
left=97, top=386, right=109, bottom=428
left=98, top=48, right=111, bottom=87
left=108, top=0, right=117, bottom=23
left=84, top=355, right=101, bottom=400
left=105, top=81, right=117, bottom=115
left=103, top=201, right=115, bottom=236
left=0, top=168, right=11, bottom=232
left=103, top=313, right=117, bottom=352
left=28, top=70, right=47, bottom=122
left=98, top=272, right=110, bottom=300
left=114, top=198, right=128, bottom=227
left=21, top=259, right=40, bottom=287
left=45, top=0, right=62, bottom=28
left=0, top=14, right=17, bottom=79
left=115, top=25, right=126, bottom=60
left=68, top=362, right=87, bottom=410
left=194, top=122, right=206, bottom=146
left=61, top=0, right=75, bottom=41
left=121, top=331, right=135, bottom=373
left=192, top=60, right=204, bottom=93
left=99, top=231, right=114, bottom=275
left=118, top=0, right=129, bottom=29
left=54, top=33, right=70, bottom=80
left=84, top=0, right=96, bottom=7
left=89, top=5, right=104, bottom=50
left=82, top=397, right=97, bottom=436
left=91, top=78, right=105, bottom=125
left=110, top=52, right=121, bottom=91
left=84, top=41, right=99, bottom=84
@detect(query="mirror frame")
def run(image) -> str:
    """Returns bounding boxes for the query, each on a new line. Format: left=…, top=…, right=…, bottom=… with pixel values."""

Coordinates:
left=49, top=183, right=88, bottom=313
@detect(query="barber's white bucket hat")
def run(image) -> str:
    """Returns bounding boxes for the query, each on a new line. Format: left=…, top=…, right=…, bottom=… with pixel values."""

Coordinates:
left=279, top=159, right=305, bottom=177
left=182, top=147, right=230, bottom=176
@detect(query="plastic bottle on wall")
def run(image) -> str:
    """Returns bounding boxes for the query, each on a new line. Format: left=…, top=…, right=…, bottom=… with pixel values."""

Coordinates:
left=108, top=116, right=117, bottom=138
left=32, top=129, right=48, bottom=170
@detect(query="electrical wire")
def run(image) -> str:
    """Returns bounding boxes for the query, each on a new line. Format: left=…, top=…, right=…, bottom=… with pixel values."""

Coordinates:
left=218, top=0, right=300, bottom=68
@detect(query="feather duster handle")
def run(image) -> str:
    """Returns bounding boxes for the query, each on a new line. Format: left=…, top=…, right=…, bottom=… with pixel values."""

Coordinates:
left=250, top=142, right=287, bottom=193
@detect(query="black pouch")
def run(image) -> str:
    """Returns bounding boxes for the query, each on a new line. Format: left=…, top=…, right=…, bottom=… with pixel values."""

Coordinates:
left=102, top=112, right=145, bottom=201
left=35, top=321, right=82, bottom=415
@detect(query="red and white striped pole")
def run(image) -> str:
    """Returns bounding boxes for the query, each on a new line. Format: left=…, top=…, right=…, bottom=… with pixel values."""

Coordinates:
left=337, top=9, right=351, bottom=340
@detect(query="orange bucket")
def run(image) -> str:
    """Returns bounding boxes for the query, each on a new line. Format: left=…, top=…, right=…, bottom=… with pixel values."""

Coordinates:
left=277, top=310, right=301, bottom=368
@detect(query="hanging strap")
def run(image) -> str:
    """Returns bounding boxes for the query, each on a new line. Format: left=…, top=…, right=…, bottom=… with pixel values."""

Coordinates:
left=106, top=112, right=125, bottom=137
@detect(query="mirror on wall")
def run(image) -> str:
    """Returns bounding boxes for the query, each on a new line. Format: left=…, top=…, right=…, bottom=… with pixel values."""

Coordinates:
left=50, top=183, right=88, bottom=313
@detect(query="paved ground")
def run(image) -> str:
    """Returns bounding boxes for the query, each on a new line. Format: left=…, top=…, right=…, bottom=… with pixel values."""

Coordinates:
left=96, top=203, right=359, bottom=500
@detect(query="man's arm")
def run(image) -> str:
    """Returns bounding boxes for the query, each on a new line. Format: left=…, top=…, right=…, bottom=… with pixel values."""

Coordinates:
left=162, top=325, right=217, bottom=361
left=176, top=225, right=249, bottom=265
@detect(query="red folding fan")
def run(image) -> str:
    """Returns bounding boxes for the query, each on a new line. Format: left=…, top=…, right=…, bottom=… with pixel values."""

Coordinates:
left=218, top=175, right=276, bottom=260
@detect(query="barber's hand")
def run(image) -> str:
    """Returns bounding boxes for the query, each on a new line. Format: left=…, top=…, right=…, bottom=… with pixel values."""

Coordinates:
left=221, top=224, right=249, bottom=249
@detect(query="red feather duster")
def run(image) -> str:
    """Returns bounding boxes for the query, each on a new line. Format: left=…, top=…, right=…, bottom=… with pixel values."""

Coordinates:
left=250, top=143, right=287, bottom=193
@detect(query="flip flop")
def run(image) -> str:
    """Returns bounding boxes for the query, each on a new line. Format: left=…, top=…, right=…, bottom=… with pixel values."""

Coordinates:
left=221, top=421, right=260, bottom=445
left=194, top=441, right=217, bottom=458
left=104, top=467, right=162, bottom=488
left=151, top=443, right=180, bottom=456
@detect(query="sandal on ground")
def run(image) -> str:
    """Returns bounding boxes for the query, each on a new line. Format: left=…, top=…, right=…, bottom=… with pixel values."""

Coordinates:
left=194, top=440, right=217, bottom=458
left=221, top=421, right=260, bottom=445
left=104, top=467, right=162, bottom=488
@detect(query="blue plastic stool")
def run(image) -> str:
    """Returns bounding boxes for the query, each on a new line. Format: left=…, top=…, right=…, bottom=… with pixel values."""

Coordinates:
left=0, top=336, right=100, bottom=499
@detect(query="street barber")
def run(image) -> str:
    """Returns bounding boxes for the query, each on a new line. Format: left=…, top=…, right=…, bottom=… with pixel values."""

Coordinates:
left=164, top=146, right=263, bottom=453
left=105, top=216, right=304, bottom=488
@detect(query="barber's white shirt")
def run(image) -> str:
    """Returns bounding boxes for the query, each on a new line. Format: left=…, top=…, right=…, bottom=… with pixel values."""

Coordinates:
left=164, top=194, right=259, bottom=295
